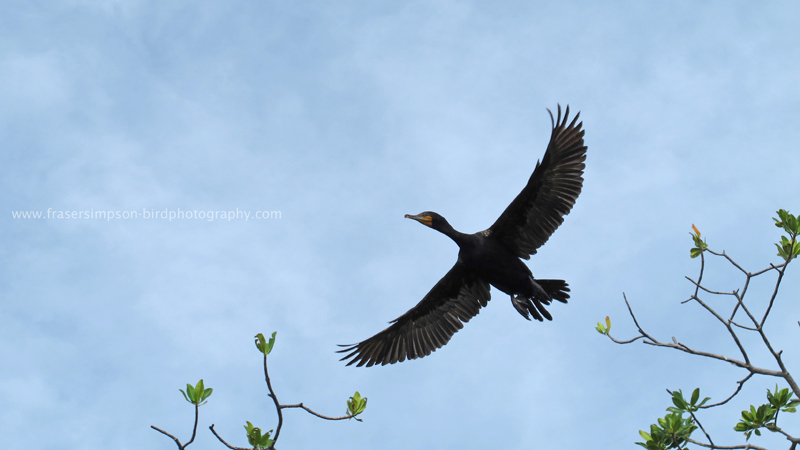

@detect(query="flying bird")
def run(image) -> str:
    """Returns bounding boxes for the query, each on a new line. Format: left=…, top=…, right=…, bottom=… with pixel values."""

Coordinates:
left=339, top=105, right=587, bottom=367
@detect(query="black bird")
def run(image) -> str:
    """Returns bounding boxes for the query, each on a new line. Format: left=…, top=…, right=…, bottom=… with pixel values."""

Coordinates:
left=339, top=105, right=587, bottom=367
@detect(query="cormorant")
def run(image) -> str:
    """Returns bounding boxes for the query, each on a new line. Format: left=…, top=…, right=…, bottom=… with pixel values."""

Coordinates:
left=339, top=105, right=587, bottom=367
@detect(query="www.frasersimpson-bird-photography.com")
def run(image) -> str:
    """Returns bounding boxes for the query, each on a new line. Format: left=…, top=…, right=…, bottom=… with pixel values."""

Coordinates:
left=2, top=2, right=799, bottom=450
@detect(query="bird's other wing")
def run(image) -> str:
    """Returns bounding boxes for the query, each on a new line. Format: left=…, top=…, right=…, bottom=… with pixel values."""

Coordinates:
left=486, top=104, right=587, bottom=260
left=338, top=262, right=491, bottom=367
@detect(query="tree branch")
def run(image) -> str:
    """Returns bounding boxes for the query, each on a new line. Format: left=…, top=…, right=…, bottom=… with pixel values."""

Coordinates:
left=263, top=353, right=285, bottom=445
left=700, top=373, right=754, bottom=409
left=209, top=424, right=251, bottom=450
left=280, top=403, right=360, bottom=421
left=684, top=438, right=768, bottom=450
left=151, top=403, right=199, bottom=449
left=150, top=426, right=183, bottom=449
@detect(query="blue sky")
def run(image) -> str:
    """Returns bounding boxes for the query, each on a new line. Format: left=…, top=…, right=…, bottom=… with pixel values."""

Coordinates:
left=2, top=1, right=799, bottom=449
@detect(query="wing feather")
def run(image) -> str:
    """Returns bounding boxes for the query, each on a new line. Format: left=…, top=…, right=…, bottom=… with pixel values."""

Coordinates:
left=338, top=262, right=491, bottom=367
left=486, top=104, right=587, bottom=259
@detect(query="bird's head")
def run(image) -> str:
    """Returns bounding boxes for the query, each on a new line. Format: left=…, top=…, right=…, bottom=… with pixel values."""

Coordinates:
left=404, top=211, right=448, bottom=231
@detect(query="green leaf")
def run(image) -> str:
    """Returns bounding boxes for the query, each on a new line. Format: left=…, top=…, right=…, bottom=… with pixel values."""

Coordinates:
left=179, top=388, right=190, bottom=403
left=255, top=333, right=266, bottom=354
left=690, top=388, right=699, bottom=406
left=265, top=332, right=277, bottom=355
left=672, top=391, right=688, bottom=410
left=639, top=430, right=652, bottom=441
left=186, top=383, right=196, bottom=402
left=196, top=379, right=205, bottom=397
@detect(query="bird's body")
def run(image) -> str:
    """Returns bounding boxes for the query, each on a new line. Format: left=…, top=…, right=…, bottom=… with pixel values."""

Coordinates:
left=446, top=225, right=535, bottom=300
left=340, top=105, right=587, bottom=367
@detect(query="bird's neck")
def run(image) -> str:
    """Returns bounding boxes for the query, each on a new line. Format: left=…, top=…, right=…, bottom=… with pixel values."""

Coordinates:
left=436, top=221, right=471, bottom=247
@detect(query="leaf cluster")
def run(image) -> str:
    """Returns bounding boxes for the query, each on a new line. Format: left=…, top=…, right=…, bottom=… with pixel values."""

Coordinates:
left=689, top=224, right=707, bottom=259
left=774, top=210, right=800, bottom=261
left=636, top=389, right=705, bottom=450
left=179, top=379, right=213, bottom=406
left=346, top=391, right=368, bottom=422
left=734, top=385, right=799, bottom=440
left=595, top=316, right=611, bottom=335
left=244, top=421, right=274, bottom=449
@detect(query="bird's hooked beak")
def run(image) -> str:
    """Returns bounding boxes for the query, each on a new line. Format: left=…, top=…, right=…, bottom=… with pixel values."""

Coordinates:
left=405, top=213, right=433, bottom=227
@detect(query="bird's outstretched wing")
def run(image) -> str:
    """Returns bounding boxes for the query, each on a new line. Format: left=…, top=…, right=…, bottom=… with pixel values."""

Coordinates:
left=338, top=262, right=491, bottom=367
left=486, top=105, right=587, bottom=259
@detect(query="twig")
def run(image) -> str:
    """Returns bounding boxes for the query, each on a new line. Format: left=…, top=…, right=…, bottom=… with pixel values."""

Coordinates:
left=151, top=403, right=199, bottom=449
left=684, top=437, right=768, bottom=450
left=613, top=294, right=778, bottom=376
left=705, top=249, right=749, bottom=275
left=263, top=353, right=285, bottom=445
left=151, top=426, right=183, bottom=449
left=687, top=407, right=714, bottom=447
left=281, top=403, right=359, bottom=421
left=700, top=373, right=754, bottom=409
left=209, top=424, right=251, bottom=450
left=683, top=277, right=737, bottom=297
left=775, top=428, right=800, bottom=445
left=730, top=321, right=758, bottom=332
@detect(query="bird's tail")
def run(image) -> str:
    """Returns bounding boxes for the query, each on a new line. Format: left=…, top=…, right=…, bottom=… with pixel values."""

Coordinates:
left=537, top=279, right=570, bottom=304
left=511, top=279, right=570, bottom=322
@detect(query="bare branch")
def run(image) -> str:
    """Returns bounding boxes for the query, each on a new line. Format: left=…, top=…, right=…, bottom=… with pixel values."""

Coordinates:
left=209, top=424, right=251, bottom=450
left=615, top=296, right=778, bottom=376
left=684, top=277, right=737, bottom=297
left=150, top=426, right=183, bottom=449
left=621, top=293, right=659, bottom=344
left=700, top=373, right=754, bottom=409
left=730, top=321, right=758, bottom=332
left=774, top=427, right=800, bottom=445
left=280, top=403, right=359, bottom=421
left=750, top=262, right=786, bottom=277
left=263, top=354, right=285, bottom=446
left=687, top=408, right=714, bottom=447
left=688, top=294, right=751, bottom=365
left=705, top=249, right=749, bottom=275
left=761, top=257, right=790, bottom=328
left=151, top=403, right=199, bottom=449
left=684, top=437, right=768, bottom=450
left=187, top=404, right=199, bottom=447
left=606, top=333, right=646, bottom=345
left=641, top=337, right=784, bottom=377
